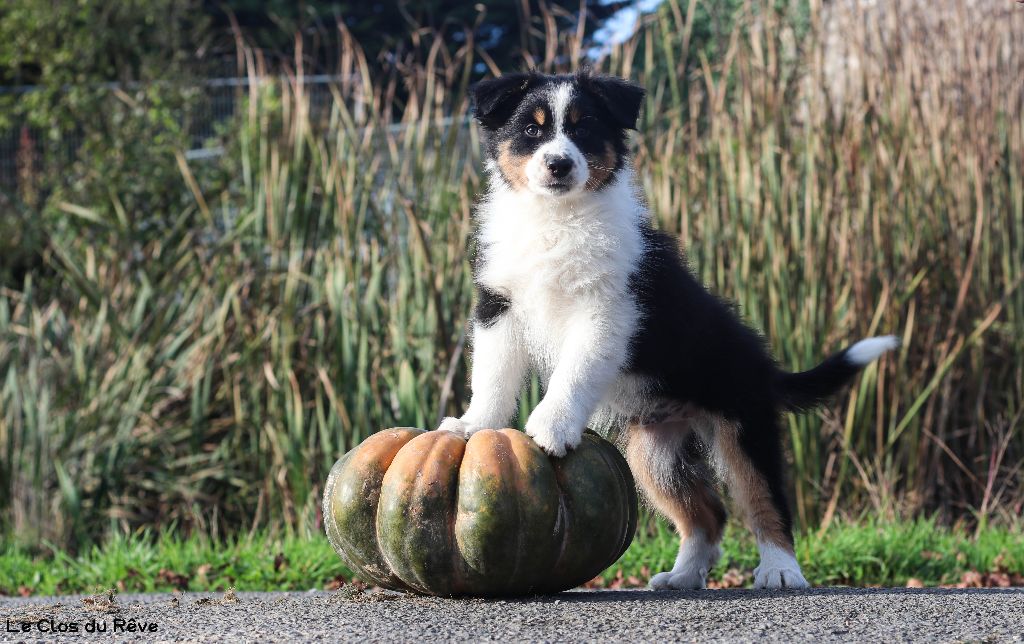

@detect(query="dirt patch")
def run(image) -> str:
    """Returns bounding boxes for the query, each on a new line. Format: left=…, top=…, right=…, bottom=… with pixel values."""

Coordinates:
left=2, top=602, right=63, bottom=626
left=326, top=582, right=406, bottom=603
left=81, top=589, right=121, bottom=614
left=193, top=588, right=240, bottom=607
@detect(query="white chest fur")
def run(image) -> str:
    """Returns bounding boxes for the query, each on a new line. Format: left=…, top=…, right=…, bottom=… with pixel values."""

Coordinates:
left=475, top=172, right=647, bottom=372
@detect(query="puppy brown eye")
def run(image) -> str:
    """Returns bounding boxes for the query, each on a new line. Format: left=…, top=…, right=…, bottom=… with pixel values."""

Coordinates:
left=573, top=126, right=590, bottom=137
left=524, top=124, right=542, bottom=138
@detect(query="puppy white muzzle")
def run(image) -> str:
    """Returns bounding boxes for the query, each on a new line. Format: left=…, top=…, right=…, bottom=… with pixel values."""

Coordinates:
left=526, top=136, right=588, bottom=196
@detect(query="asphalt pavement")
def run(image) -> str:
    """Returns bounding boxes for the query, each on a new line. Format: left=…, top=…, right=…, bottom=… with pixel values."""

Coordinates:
left=2, top=587, right=1022, bottom=643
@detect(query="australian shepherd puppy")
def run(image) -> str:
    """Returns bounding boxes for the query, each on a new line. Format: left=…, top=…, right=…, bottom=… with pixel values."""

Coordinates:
left=437, top=69, right=898, bottom=590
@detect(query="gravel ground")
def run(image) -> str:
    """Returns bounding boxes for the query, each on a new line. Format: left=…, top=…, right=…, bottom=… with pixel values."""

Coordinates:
left=2, top=587, right=1022, bottom=643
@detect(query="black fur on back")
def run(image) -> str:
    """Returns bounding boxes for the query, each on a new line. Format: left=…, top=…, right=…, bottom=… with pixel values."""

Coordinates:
left=625, top=226, right=780, bottom=418
left=625, top=225, right=863, bottom=419
left=624, top=225, right=864, bottom=541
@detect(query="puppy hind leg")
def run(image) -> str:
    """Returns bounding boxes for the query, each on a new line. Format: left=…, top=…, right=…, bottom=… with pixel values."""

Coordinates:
left=713, top=415, right=809, bottom=590
left=625, top=423, right=726, bottom=590
left=649, top=483, right=725, bottom=591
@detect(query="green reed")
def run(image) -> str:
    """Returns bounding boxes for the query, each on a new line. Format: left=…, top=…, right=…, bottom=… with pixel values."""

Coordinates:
left=1, top=0, right=1020, bottom=548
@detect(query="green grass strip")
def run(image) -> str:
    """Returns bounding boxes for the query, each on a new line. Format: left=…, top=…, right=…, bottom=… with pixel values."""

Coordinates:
left=611, top=516, right=1024, bottom=588
left=2, top=518, right=1021, bottom=596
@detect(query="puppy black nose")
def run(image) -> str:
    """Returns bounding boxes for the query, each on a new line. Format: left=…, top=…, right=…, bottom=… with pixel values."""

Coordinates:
left=545, top=156, right=573, bottom=178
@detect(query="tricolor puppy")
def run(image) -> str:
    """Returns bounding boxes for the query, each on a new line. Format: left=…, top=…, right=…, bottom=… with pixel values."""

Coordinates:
left=437, top=70, right=898, bottom=590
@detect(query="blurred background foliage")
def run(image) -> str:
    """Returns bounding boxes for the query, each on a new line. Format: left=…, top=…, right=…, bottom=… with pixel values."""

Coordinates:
left=0, top=0, right=1021, bottom=551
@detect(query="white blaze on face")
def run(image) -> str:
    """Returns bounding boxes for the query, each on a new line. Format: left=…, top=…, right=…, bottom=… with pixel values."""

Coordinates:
left=551, top=82, right=573, bottom=132
left=524, top=82, right=590, bottom=196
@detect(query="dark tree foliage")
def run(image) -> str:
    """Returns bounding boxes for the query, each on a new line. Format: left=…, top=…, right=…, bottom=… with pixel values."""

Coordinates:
left=0, top=1, right=210, bottom=96
left=204, top=1, right=629, bottom=74
left=0, top=0, right=215, bottom=288
left=1, top=1, right=630, bottom=88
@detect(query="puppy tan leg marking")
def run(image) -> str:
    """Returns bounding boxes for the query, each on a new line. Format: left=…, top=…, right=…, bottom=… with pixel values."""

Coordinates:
left=712, top=417, right=809, bottom=589
left=626, top=420, right=726, bottom=590
left=712, top=418, right=789, bottom=547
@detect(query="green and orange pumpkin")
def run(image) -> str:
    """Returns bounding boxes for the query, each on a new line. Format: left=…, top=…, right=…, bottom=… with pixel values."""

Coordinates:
left=322, top=427, right=638, bottom=596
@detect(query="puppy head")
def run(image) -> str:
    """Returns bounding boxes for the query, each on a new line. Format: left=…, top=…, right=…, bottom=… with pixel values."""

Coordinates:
left=472, top=70, right=645, bottom=197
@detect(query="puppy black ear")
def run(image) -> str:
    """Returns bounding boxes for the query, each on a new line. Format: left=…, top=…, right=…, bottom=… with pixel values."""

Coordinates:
left=579, top=74, right=646, bottom=130
left=471, top=72, right=535, bottom=128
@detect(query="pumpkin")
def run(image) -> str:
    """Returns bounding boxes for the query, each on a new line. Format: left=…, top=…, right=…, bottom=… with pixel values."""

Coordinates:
left=322, top=427, right=638, bottom=596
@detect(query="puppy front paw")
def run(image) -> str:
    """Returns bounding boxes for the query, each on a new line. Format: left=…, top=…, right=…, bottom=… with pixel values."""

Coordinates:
left=524, top=406, right=583, bottom=457
left=436, top=416, right=476, bottom=437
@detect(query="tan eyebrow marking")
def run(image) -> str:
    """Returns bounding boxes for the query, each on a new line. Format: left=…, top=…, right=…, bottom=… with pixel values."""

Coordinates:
left=568, top=106, right=582, bottom=124
left=533, top=108, right=546, bottom=125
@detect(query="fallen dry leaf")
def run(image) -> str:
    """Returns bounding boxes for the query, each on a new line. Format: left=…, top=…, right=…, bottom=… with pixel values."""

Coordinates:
left=324, top=575, right=346, bottom=591
left=327, top=582, right=400, bottom=603
left=81, top=589, right=120, bottom=614
left=987, top=572, right=1011, bottom=588
left=708, top=568, right=752, bottom=589
left=959, top=571, right=984, bottom=588
left=193, top=588, right=239, bottom=607
left=274, top=553, right=288, bottom=572
left=157, top=568, right=190, bottom=589
left=195, top=563, right=213, bottom=585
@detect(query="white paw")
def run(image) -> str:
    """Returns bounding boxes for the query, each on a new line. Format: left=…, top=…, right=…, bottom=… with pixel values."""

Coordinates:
left=436, top=416, right=478, bottom=437
left=753, top=565, right=809, bottom=589
left=649, top=531, right=719, bottom=591
left=523, top=405, right=582, bottom=457
left=753, top=542, right=809, bottom=589
left=649, top=568, right=708, bottom=590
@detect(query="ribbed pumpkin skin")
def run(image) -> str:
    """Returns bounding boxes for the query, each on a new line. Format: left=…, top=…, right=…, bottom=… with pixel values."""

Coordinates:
left=322, top=427, right=638, bottom=596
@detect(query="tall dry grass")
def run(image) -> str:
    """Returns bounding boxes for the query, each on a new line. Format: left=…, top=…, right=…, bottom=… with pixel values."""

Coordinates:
left=1, top=0, right=1021, bottom=547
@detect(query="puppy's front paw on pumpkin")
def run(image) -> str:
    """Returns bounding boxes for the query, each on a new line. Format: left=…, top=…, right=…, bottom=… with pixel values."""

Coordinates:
left=524, top=408, right=582, bottom=457
left=437, top=416, right=473, bottom=437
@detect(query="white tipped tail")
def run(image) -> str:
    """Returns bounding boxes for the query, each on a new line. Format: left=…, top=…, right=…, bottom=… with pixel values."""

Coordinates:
left=845, top=335, right=900, bottom=366
left=778, top=334, right=901, bottom=411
